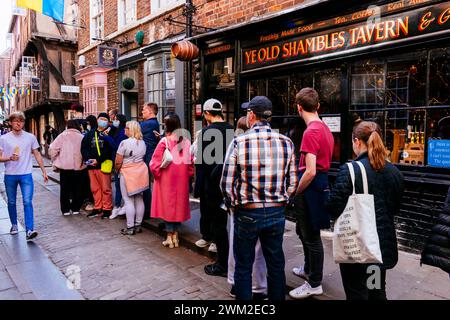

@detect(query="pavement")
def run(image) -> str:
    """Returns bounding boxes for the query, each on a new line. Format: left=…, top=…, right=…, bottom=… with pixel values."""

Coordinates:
left=0, top=157, right=446, bottom=300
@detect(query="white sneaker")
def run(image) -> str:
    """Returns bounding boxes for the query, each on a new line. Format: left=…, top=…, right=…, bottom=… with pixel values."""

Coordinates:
left=109, top=207, right=120, bottom=220
left=289, top=282, right=323, bottom=300
left=195, top=239, right=210, bottom=248
left=63, top=212, right=71, bottom=216
left=72, top=211, right=80, bottom=215
left=208, top=243, right=217, bottom=253
left=118, top=206, right=126, bottom=216
left=292, top=265, right=309, bottom=280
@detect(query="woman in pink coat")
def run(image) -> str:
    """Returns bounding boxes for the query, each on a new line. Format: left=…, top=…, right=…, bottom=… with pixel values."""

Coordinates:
left=150, top=113, right=194, bottom=248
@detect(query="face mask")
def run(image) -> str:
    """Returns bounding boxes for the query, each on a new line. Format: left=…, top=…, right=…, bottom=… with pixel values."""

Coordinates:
left=87, top=125, right=91, bottom=131
left=98, top=120, right=108, bottom=128
left=112, top=120, right=120, bottom=128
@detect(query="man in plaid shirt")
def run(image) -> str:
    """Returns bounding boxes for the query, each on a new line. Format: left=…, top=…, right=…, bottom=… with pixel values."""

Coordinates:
left=221, top=96, right=298, bottom=300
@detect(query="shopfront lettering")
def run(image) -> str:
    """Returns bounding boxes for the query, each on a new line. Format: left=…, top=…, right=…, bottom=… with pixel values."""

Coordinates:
left=438, top=7, right=450, bottom=24
left=243, top=3, right=449, bottom=71
left=349, top=17, right=408, bottom=45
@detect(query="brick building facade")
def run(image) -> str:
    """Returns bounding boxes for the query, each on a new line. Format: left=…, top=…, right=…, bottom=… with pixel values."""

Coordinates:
left=75, top=0, right=314, bottom=125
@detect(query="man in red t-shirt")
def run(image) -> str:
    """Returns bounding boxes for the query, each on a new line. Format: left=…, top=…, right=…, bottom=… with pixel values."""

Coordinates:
left=289, top=87, right=334, bottom=300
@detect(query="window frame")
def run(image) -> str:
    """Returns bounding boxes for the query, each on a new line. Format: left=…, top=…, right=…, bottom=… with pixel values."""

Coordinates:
left=90, top=0, right=104, bottom=42
left=118, top=0, right=137, bottom=29
left=150, top=0, right=184, bottom=15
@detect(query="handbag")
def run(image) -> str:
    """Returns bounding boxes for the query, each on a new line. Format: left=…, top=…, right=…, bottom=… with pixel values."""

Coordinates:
left=160, top=137, right=173, bottom=169
left=332, top=161, right=383, bottom=264
left=94, top=131, right=113, bottom=174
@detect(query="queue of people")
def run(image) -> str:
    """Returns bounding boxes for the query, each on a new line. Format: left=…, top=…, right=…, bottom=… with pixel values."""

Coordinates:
left=0, top=87, right=405, bottom=301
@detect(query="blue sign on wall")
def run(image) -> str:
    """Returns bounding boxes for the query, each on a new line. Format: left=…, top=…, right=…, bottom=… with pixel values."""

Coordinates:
left=428, top=140, right=450, bottom=168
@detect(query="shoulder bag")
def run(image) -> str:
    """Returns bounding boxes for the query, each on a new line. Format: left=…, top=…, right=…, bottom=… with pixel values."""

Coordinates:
left=94, top=131, right=113, bottom=174
left=160, top=137, right=173, bottom=169
left=332, top=161, right=383, bottom=264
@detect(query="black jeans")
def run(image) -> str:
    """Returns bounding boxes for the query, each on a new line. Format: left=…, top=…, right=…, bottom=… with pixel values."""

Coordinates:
left=80, top=168, right=94, bottom=203
left=199, top=193, right=214, bottom=242
left=60, top=169, right=83, bottom=213
left=339, top=264, right=387, bottom=300
left=294, top=193, right=324, bottom=288
left=210, top=204, right=229, bottom=267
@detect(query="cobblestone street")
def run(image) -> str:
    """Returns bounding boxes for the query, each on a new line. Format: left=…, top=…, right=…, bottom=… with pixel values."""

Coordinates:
left=0, top=167, right=231, bottom=300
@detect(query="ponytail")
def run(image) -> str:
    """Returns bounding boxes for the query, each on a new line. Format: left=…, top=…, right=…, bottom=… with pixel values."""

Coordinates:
left=367, top=131, right=387, bottom=171
left=353, top=121, right=388, bottom=171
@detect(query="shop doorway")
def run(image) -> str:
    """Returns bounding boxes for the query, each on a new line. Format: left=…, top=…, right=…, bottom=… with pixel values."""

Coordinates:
left=122, top=92, right=139, bottom=121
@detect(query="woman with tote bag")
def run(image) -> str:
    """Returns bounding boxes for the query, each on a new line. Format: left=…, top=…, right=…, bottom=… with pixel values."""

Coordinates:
left=150, top=113, right=194, bottom=249
left=326, top=121, right=404, bottom=300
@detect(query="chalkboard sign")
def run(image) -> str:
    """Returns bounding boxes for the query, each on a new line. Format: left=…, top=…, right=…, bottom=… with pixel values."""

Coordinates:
left=428, top=140, right=450, bottom=168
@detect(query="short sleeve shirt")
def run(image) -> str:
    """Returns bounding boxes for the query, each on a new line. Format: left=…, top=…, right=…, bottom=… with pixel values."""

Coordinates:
left=299, top=120, right=334, bottom=172
left=117, top=138, right=146, bottom=165
left=0, top=131, right=40, bottom=175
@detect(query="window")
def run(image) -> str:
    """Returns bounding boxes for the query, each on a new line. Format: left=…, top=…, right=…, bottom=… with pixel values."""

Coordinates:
left=204, top=56, right=235, bottom=125
left=350, top=49, right=450, bottom=168
left=146, top=53, right=176, bottom=125
left=90, top=0, right=104, bottom=41
left=151, top=0, right=184, bottom=15
left=83, top=86, right=107, bottom=116
left=118, top=0, right=137, bottom=28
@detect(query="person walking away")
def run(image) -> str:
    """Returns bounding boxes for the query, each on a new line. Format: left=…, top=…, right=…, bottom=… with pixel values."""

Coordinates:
left=49, top=120, right=85, bottom=216
left=109, top=114, right=128, bottom=219
left=289, top=88, right=334, bottom=299
left=140, top=102, right=160, bottom=219
left=226, top=115, right=268, bottom=300
left=115, top=121, right=148, bottom=235
left=150, top=113, right=193, bottom=248
left=43, top=125, right=58, bottom=158
left=195, top=98, right=234, bottom=276
left=326, top=121, right=404, bottom=300
left=0, top=112, right=48, bottom=240
left=221, top=96, right=298, bottom=301
left=81, top=113, right=114, bottom=219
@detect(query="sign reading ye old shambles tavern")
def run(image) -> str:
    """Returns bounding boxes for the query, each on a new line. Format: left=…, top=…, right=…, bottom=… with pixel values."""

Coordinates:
left=242, top=1, right=450, bottom=71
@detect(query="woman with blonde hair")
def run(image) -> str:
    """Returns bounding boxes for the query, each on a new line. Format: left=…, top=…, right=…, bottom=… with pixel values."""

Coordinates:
left=326, top=121, right=404, bottom=300
left=115, top=121, right=149, bottom=235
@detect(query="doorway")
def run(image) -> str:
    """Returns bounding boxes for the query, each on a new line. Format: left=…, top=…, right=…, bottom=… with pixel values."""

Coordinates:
left=122, top=92, right=139, bottom=121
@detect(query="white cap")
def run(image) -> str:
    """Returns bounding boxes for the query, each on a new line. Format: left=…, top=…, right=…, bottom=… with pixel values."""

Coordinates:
left=203, top=98, right=222, bottom=111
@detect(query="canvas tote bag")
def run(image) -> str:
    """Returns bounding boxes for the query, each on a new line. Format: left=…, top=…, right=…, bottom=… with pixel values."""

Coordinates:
left=332, top=161, right=383, bottom=264
left=160, top=137, right=173, bottom=169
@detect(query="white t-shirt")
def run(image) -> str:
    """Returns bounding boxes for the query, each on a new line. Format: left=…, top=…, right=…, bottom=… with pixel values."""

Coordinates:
left=117, top=138, right=146, bottom=165
left=0, top=131, right=40, bottom=175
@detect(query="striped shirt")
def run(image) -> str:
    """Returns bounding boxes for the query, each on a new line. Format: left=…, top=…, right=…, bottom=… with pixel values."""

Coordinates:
left=221, top=122, right=298, bottom=207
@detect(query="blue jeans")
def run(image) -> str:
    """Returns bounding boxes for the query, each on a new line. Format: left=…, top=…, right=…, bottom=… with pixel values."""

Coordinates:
left=114, top=172, right=122, bottom=207
left=4, top=174, right=34, bottom=232
left=234, top=206, right=286, bottom=301
left=165, top=222, right=181, bottom=232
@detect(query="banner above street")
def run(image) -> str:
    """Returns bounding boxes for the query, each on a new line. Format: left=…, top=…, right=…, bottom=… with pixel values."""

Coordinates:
left=242, top=1, right=450, bottom=72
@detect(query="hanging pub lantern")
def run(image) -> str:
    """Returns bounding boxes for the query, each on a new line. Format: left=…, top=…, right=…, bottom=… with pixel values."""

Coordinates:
left=171, top=40, right=199, bottom=61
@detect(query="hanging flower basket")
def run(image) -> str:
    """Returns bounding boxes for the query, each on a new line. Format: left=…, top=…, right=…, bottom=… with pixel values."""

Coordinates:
left=122, top=78, right=135, bottom=90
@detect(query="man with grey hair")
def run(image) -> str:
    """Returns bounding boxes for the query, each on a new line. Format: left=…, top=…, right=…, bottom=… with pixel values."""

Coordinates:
left=0, top=112, right=48, bottom=240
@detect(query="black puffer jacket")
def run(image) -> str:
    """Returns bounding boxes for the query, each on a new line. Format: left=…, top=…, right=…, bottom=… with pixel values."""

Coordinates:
left=326, top=153, right=404, bottom=269
left=421, top=186, right=450, bottom=273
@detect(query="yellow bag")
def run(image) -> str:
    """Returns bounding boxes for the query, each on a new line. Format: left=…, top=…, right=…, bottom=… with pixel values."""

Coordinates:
left=101, top=160, right=113, bottom=174
left=95, top=131, right=113, bottom=174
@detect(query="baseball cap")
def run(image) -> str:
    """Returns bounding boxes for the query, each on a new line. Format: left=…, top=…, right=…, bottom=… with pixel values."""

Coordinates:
left=203, top=98, right=223, bottom=112
left=242, top=96, right=272, bottom=118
